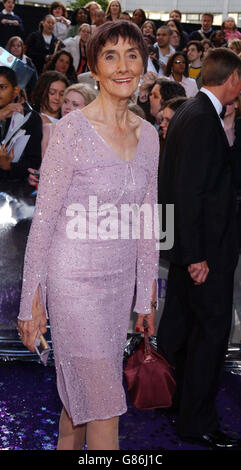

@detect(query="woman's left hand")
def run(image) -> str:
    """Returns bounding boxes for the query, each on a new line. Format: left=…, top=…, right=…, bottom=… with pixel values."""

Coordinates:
left=135, top=311, right=155, bottom=337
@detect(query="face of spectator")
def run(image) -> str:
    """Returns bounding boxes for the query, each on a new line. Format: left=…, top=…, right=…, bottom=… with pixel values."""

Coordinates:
left=166, top=20, right=178, bottom=32
left=55, top=54, right=71, bottom=74
left=224, top=18, right=235, bottom=30
left=93, top=37, right=143, bottom=101
left=132, top=10, right=144, bottom=26
left=77, top=9, right=89, bottom=24
left=47, top=80, right=66, bottom=113
left=3, top=0, right=14, bottom=13
left=201, top=15, right=213, bottom=32
left=9, top=39, right=23, bottom=58
left=0, top=75, right=19, bottom=109
left=149, top=84, right=162, bottom=118
left=120, top=13, right=130, bottom=21
left=89, top=4, right=100, bottom=17
left=109, top=1, right=120, bottom=16
left=212, top=31, right=226, bottom=48
left=169, top=11, right=181, bottom=22
left=172, top=55, right=186, bottom=75
left=142, top=22, right=154, bottom=36
left=42, top=16, right=55, bottom=35
left=61, top=90, right=86, bottom=116
left=187, top=44, right=201, bottom=62
left=224, top=70, right=241, bottom=106
left=228, top=43, right=240, bottom=54
left=52, top=6, right=64, bottom=17
left=203, top=41, right=211, bottom=53
left=94, top=10, right=105, bottom=26
left=170, top=31, right=181, bottom=48
left=160, top=106, right=175, bottom=139
left=79, top=24, right=92, bottom=42
left=156, top=28, right=171, bottom=48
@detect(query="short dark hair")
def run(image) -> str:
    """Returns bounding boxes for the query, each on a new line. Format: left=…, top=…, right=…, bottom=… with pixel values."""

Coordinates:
left=153, top=78, right=186, bottom=104
left=165, top=52, right=189, bottom=77
left=202, top=13, right=214, bottom=22
left=87, top=20, right=148, bottom=73
left=202, top=47, right=241, bottom=86
left=187, top=40, right=204, bottom=55
left=169, top=9, right=182, bottom=20
left=0, top=66, right=18, bottom=87
left=30, top=71, right=69, bottom=112
left=50, top=1, right=68, bottom=18
left=157, top=25, right=173, bottom=36
left=163, top=96, right=188, bottom=112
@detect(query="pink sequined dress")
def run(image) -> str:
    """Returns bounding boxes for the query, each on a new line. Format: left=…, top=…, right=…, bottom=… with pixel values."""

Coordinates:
left=18, top=110, right=159, bottom=426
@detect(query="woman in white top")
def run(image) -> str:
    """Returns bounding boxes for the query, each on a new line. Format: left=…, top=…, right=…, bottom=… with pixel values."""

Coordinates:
left=165, top=52, right=199, bottom=98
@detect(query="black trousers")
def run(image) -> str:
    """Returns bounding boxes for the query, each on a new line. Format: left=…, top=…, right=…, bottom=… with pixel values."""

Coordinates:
left=157, top=263, right=234, bottom=438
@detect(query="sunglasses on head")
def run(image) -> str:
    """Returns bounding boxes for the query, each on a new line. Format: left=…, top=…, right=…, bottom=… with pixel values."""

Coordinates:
left=173, top=59, right=186, bottom=64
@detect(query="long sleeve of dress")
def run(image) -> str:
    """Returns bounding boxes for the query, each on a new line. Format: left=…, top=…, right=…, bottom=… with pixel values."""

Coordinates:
left=133, top=128, right=160, bottom=314
left=18, top=118, right=73, bottom=321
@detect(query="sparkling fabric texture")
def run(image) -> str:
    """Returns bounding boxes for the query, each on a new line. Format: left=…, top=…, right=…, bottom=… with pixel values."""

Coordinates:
left=18, top=110, right=159, bottom=426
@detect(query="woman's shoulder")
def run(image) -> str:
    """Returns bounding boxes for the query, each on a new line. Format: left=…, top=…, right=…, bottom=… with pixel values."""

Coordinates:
left=57, top=109, right=86, bottom=129
left=140, top=116, right=159, bottom=139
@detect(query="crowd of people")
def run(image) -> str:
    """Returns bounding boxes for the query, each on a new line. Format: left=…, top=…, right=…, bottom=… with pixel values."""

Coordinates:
left=1, top=3, right=241, bottom=180
left=1, top=0, right=241, bottom=452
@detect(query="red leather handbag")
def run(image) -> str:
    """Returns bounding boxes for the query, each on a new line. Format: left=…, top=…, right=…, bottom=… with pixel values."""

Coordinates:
left=124, top=322, right=176, bottom=410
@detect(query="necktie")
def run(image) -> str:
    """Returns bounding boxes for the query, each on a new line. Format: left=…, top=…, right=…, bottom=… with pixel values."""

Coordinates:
left=220, top=106, right=226, bottom=119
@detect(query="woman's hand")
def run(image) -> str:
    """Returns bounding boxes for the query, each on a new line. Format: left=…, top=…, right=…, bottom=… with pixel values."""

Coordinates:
left=17, top=289, right=47, bottom=353
left=135, top=311, right=155, bottom=337
left=28, top=168, right=39, bottom=186
left=0, top=145, right=13, bottom=170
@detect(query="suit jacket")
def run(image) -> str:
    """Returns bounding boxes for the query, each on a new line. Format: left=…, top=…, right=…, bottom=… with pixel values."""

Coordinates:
left=0, top=103, right=42, bottom=182
left=158, top=91, right=238, bottom=271
left=25, top=31, right=58, bottom=75
left=0, top=12, right=24, bottom=47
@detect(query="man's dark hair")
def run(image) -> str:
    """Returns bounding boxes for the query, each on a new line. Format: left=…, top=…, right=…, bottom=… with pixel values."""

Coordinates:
left=157, top=25, right=173, bottom=36
left=0, top=66, right=18, bottom=88
left=202, top=12, right=214, bottom=22
left=187, top=40, right=204, bottom=55
left=202, top=47, right=241, bottom=86
left=153, top=78, right=186, bottom=105
left=163, top=96, right=188, bottom=112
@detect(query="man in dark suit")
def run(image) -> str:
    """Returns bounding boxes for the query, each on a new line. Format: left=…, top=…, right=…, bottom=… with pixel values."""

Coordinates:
left=157, top=48, right=241, bottom=449
left=0, top=66, right=42, bottom=182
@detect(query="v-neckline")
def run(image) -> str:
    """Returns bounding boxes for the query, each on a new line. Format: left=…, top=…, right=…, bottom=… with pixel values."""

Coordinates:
left=79, top=109, right=144, bottom=164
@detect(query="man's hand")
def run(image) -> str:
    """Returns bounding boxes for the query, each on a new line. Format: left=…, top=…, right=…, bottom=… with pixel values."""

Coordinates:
left=188, top=261, right=209, bottom=285
left=0, top=103, right=23, bottom=121
left=0, top=145, right=13, bottom=170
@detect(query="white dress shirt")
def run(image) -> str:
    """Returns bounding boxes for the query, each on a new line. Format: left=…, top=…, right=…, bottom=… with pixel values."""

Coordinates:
left=200, top=87, right=224, bottom=126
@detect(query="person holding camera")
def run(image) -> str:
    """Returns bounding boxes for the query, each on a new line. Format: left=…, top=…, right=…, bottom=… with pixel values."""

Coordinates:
left=0, top=0, right=24, bottom=47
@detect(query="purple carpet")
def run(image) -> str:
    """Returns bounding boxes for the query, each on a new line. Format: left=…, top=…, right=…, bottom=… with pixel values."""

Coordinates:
left=0, top=361, right=241, bottom=450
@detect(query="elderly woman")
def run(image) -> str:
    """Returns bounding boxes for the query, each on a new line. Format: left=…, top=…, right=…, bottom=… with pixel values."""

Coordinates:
left=18, top=20, right=159, bottom=451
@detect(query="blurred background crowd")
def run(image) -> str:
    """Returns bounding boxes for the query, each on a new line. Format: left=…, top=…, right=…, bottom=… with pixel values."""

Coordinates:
left=0, top=1, right=241, bottom=185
